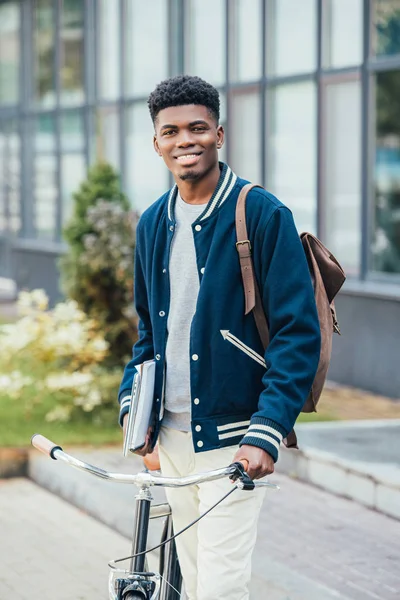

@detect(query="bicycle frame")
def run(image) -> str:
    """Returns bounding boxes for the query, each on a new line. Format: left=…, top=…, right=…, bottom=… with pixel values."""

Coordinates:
left=31, top=434, right=278, bottom=600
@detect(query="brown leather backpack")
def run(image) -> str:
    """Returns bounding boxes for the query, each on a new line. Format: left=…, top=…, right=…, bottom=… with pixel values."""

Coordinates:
left=235, top=184, right=346, bottom=448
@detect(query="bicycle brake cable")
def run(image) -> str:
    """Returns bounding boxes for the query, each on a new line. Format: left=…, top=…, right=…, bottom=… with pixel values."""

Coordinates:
left=108, top=484, right=238, bottom=568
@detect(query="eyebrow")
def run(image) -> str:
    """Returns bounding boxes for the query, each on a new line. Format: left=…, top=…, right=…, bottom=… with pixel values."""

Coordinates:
left=160, top=119, right=209, bottom=132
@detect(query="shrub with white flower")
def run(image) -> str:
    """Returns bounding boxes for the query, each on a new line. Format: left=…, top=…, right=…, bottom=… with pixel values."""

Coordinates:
left=0, top=289, right=122, bottom=424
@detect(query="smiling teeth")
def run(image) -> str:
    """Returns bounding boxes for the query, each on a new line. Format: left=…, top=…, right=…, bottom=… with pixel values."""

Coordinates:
left=177, top=154, right=198, bottom=160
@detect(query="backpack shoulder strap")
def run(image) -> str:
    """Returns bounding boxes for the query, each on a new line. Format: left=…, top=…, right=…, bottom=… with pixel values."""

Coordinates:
left=235, top=183, right=270, bottom=349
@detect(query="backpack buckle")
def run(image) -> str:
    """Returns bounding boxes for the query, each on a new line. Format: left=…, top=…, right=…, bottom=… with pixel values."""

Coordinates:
left=236, top=240, right=252, bottom=252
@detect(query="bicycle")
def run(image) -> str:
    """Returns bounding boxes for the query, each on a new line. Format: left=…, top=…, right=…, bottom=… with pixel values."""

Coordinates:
left=31, top=434, right=279, bottom=599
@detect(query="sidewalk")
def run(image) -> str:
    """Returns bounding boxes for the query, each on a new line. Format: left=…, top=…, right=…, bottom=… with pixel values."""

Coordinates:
left=279, top=419, right=400, bottom=520
left=28, top=447, right=400, bottom=600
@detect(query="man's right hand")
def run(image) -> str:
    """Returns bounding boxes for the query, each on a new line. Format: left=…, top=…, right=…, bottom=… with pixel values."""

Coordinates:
left=123, top=413, right=153, bottom=457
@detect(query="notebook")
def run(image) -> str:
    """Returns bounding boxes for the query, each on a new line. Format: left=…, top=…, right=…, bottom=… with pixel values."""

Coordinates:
left=123, top=359, right=156, bottom=456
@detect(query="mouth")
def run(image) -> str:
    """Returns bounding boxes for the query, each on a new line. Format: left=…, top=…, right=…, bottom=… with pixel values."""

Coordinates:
left=175, top=152, right=202, bottom=167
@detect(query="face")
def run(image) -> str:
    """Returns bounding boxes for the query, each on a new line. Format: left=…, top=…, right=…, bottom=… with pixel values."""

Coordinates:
left=153, top=104, right=224, bottom=182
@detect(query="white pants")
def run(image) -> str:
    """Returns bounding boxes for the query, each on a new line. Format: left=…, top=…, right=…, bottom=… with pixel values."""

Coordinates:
left=158, top=427, right=266, bottom=600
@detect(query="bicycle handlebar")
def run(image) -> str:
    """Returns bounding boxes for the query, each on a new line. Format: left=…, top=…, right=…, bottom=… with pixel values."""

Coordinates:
left=31, top=433, right=279, bottom=491
left=31, top=434, right=63, bottom=459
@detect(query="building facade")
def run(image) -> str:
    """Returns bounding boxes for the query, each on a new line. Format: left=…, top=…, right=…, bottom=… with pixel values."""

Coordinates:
left=0, top=0, right=400, bottom=397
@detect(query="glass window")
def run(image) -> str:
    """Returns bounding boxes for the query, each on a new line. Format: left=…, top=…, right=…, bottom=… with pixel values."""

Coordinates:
left=125, top=103, right=169, bottom=214
left=34, top=0, right=56, bottom=108
left=230, top=92, right=261, bottom=183
left=34, top=115, right=57, bottom=239
left=266, top=0, right=316, bottom=76
left=93, top=107, right=120, bottom=169
left=124, top=0, right=168, bottom=97
left=185, top=0, right=226, bottom=87
left=98, top=0, right=121, bottom=100
left=0, top=2, right=20, bottom=105
left=229, top=0, right=262, bottom=82
left=267, top=82, right=317, bottom=234
left=60, top=111, right=86, bottom=223
left=60, top=0, right=84, bottom=105
left=372, top=70, right=400, bottom=274
left=323, top=80, right=361, bottom=276
left=372, top=0, right=400, bottom=57
left=0, top=120, right=21, bottom=234
left=323, top=0, right=363, bottom=68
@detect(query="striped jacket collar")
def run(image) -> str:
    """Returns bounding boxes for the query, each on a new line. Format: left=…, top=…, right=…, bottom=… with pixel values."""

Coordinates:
left=167, top=162, right=238, bottom=223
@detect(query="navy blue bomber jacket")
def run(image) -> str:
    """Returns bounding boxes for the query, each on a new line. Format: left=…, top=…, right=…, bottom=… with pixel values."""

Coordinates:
left=118, top=163, right=321, bottom=462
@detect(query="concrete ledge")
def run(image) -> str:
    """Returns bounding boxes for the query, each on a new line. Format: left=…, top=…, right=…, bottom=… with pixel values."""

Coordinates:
left=277, top=420, right=400, bottom=521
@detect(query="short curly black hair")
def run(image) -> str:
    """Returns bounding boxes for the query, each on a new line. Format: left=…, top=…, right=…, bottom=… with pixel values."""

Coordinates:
left=148, top=75, right=220, bottom=124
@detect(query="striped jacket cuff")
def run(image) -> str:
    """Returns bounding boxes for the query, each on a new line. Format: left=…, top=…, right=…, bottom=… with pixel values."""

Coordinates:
left=118, top=390, right=132, bottom=427
left=239, top=417, right=286, bottom=463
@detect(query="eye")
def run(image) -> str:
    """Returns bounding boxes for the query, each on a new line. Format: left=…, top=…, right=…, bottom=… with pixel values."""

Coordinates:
left=193, top=127, right=206, bottom=132
left=162, top=129, right=175, bottom=136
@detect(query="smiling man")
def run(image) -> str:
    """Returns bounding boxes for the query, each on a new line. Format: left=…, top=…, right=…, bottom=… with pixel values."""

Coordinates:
left=118, top=75, right=321, bottom=600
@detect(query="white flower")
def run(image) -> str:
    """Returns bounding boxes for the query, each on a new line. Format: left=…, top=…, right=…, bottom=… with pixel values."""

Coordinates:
left=0, top=370, right=33, bottom=398
left=52, top=300, right=83, bottom=323
left=90, top=338, right=109, bottom=353
left=31, top=289, right=49, bottom=311
left=45, top=406, right=71, bottom=422
left=45, top=371, right=94, bottom=390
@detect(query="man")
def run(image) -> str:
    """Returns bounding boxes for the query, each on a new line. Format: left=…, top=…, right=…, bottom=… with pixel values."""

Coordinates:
left=119, top=75, right=321, bottom=600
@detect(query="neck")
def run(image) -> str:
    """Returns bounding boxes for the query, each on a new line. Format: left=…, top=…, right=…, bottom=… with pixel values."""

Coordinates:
left=175, top=162, right=221, bottom=205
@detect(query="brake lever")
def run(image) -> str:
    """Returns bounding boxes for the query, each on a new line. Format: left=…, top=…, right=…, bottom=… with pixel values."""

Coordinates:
left=229, top=461, right=255, bottom=491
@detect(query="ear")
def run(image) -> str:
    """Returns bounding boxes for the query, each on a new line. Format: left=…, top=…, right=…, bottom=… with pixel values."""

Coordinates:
left=153, top=134, right=162, bottom=156
left=216, top=125, right=225, bottom=149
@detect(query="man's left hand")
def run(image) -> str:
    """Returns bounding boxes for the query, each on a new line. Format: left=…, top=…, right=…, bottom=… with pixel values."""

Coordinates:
left=232, top=445, right=274, bottom=480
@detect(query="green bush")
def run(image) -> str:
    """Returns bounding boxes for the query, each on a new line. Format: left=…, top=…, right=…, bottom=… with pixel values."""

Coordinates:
left=60, top=162, right=137, bottom=366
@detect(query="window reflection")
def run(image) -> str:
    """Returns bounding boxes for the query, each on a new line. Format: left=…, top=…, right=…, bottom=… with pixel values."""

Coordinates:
left=372, top=0, right=400, bottom=57
left=230, top=92, right=261, bottom=183
left=0, top=2, right=20, bottom=105
left=229, top=0, right=262, bottom=82
left=60, top=0, right=84, bottom=105
left=267, top=82, right=317, bottom=234
left=266, top=0, right=316, bottom=76
left=124, top=0, right=168, bottom=97
left=324, top=80, right=361, bottom=276
left=34, top=115, right=57, bottom=239
left=323, top=0, right=363, bottom=68
left=0, top=120, right=20, bottom=234
left=34, top=0, right=56, bottom=107
left=185, top=0, right=226, bottom=87
left=125, top=103, right=169, bottom=213
left=372, top=70, right=400, bottom=274
left=94, top=107, right=120, bottom=169
left=61, top=111, right=86, bottom=223
left=98, top=0, right=120, bottom=100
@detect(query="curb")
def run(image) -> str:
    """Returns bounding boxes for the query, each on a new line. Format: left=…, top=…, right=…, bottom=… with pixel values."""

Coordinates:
left=278, top=428, right=400, bottom=521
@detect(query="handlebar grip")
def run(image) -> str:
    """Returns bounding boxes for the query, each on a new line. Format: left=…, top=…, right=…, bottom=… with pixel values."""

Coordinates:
left=31, top=434, right=63, bottom=460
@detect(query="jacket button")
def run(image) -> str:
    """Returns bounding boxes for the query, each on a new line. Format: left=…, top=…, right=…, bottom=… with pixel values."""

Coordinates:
left=156, top=354, right=161, bottom=360
left=159, top=311, right=165, bottom=317
left=194, top=398, right=200, bottom=405
left=162, top=268, right=167, bottom=274
left=195, top=425, right=201, bottom=432
left=169, top=225, right=174, bottom=231
left=192, top=354, right=199, bottom=361
left=200, top=267, right=205, bottom=274
left=195, top=224, right=202, bottom=232
left=197, top=440, right=204, bottom=448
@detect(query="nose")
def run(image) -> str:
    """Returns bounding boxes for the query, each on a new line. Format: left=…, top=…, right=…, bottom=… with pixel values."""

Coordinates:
left=176, top=129, right=195, bottom=147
